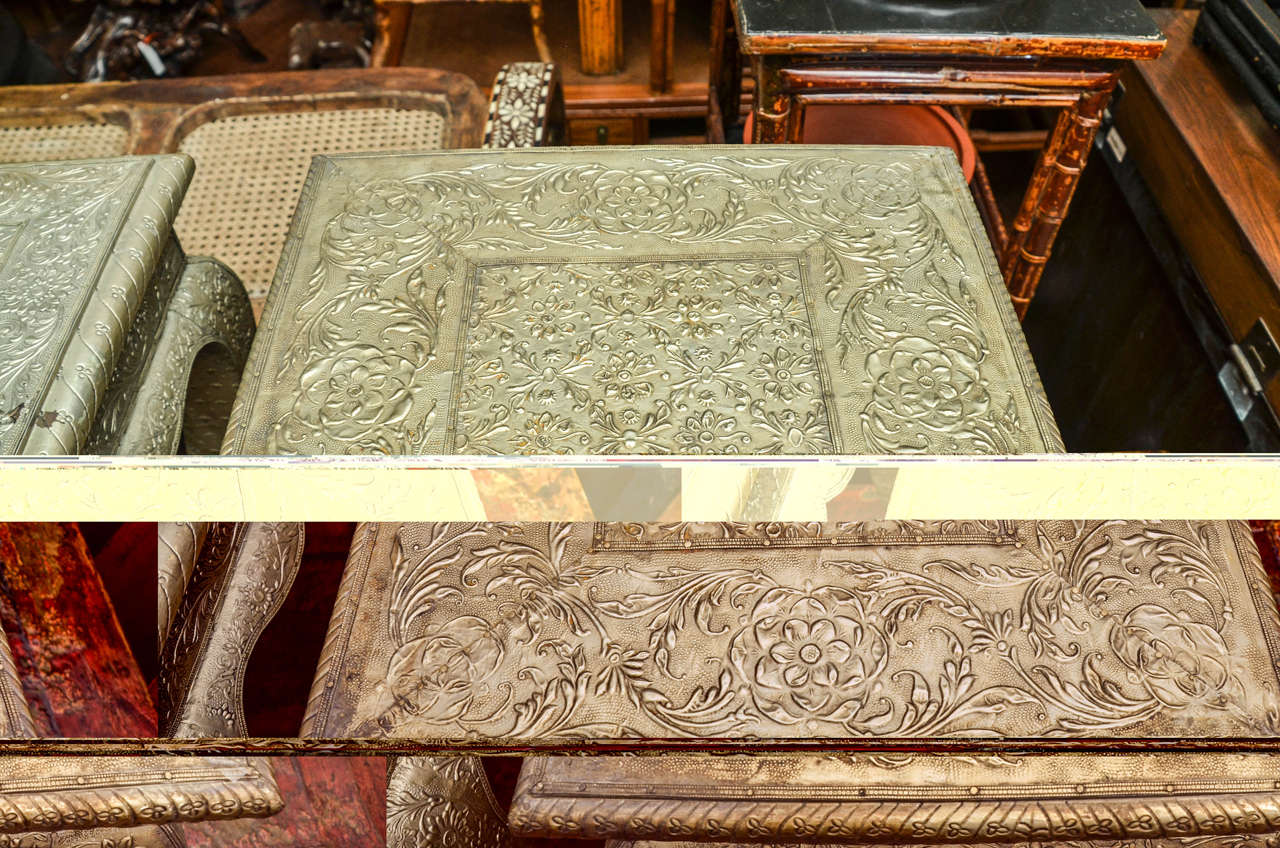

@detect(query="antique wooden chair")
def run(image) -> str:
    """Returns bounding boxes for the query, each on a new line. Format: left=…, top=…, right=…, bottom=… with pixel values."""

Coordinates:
left=706, top=0, right=1167, bottom=318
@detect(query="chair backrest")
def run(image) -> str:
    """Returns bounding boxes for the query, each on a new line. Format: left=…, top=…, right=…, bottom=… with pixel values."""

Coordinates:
left=0, top=69, right=487, bottom=312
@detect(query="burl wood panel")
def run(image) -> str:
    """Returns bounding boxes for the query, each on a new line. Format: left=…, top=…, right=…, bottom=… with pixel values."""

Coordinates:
left=0, top=523, right=155, bottom=737
left=1115, top=9, right=1280, bottom=414
left=182, top=758, right=386, bottom=848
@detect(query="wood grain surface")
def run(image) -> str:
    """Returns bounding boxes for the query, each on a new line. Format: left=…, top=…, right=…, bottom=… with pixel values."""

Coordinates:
left=1116, top=9, right=1280, bottom=413
left=182, top=757, right=386, bottom=847
left=0, top=522, right=155, bottom=737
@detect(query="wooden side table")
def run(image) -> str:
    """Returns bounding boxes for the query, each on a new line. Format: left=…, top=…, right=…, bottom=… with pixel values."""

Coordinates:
left=708, top=0, right=1166, bottom=318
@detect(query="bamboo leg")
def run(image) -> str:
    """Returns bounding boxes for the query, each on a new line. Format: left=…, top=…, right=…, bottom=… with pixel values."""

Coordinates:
left=1000, top=81, right=1115, bottom=318
left=371, top=2, right=411, bottom=67
left=751, top=54, right=790, bottom=143
left=529, top=0, right=553, bottom=64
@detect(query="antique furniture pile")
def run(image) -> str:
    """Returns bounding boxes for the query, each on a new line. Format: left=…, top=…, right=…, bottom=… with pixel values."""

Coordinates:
left=708, top=0, right=1167, bottom=317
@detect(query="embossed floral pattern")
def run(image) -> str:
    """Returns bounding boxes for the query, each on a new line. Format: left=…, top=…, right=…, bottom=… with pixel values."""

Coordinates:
left=731, top=586, right=888, bottom=724
left=454, top=260, right=835, bottom=454
left=276, top=344, right=420, bottom=452
left=1110, top=604, right=1240, bottom=709
left=369, top=616, right=505, bottom=728
left=336, top=522, right=1280, bottom=741
left=231, top=151, right=1061, bottom=455
left=583, top=170, right=681, bottom=234
left=863, top=336, right=1016, bottom=454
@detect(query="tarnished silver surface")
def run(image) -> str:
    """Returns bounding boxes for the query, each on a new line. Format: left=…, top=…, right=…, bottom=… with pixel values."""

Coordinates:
left=157, top=522, right=208, bottom=651
left=0, top=156, right=192, bottom=455
left=300, top=520, right=1280, bottom=740
left=0, top=757, right=281, bottom=834
left=159, top=523, right=305, bottom=738
left=1, top=824, right=186, bottom=847
left=224, top=146, right=1062, bottom=455
left=86, top=256, right=255, bottom=456
left=512, top=753, right=1280, bottom=843
left=0, top=619, right=36, bottom=740
left=608, top=838, right=1280, bottom=848
left=386, top=757, right=509, bottom=848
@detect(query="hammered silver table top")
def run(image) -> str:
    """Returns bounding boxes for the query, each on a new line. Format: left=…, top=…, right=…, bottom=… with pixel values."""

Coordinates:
left=224, top=146, right=1061, bottom=455
left=300, top=520, right=1280, bottom=742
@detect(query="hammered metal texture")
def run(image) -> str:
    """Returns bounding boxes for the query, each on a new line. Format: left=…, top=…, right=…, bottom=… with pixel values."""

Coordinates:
left=0, top=620, right=36, bottom=739
left=512, top=753, right=1280, bottom=843
left=386, top=757, right=510, bottom=848
left=174, top=108, right=448, bottom=305
left=223, top=146, right=1062, bottom=456
left=609, top=838, right=1280, bottom=848
left=1, top=824, right=186, bottom=847
left=158, top=522, right=208, bottom=651
left=300, top=520, right=1280, bottom=741
left=0, top=156, right=192, bottom=454
left=85, top=256, right=255, bottom=455
left=0, top=757, right=281, bottom=834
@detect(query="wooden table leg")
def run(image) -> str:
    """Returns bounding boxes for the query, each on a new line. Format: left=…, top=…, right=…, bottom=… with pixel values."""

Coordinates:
left=750, top=54, right=791, bottom=143
left=1000, top=81, right=1115, bottom=318
left=578, top=0, right=623, bottom=75
left=529, top=0, right=553, bottom=64
left=371, top=2, right=412, bottom=68
left=707, top=0, right=740, bottom=142
left=650, top=0, right=676, bottom=93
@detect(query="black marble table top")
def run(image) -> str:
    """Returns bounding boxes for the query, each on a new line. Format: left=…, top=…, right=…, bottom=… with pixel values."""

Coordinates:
left=734, top=0, right=1165, bottom=58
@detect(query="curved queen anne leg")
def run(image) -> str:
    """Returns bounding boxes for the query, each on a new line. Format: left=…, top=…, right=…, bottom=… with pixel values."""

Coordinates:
left=483, top=62, right=564, bottom=148
left=159, top=522, right=305, bottom=738
left=86, top=255, right=255, bottom=456
left=386, top=757, right=510, bottom=848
